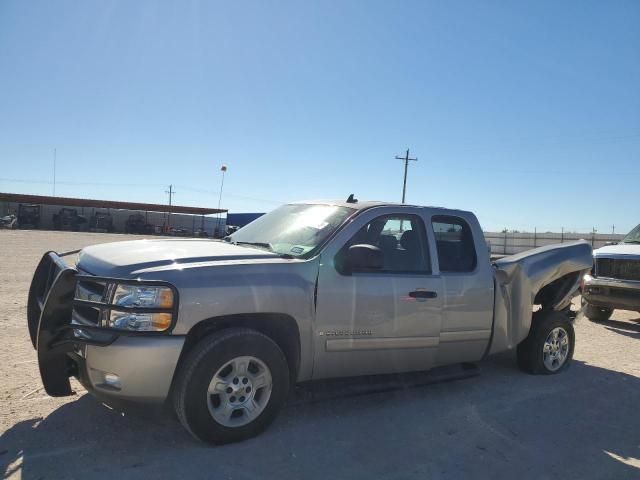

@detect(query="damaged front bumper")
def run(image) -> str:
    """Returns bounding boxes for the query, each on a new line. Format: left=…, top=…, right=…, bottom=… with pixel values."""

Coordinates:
left=27, top=251, right=184, bottom=402
left=582, top=274, right=640, bottom=312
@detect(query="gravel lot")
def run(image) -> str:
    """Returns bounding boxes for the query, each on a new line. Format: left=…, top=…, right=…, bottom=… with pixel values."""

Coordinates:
left=1, top=230, right=639, bottom=480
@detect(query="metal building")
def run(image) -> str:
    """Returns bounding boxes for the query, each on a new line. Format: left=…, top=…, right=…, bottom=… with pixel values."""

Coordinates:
left=0, top=192, right=227, bottom=236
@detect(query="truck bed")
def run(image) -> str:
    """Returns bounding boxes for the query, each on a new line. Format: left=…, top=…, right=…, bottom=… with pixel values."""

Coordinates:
left=489, top=240, right=592, bottom=353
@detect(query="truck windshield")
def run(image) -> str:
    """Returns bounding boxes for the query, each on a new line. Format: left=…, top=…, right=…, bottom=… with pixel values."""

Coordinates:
left=228, top=204, right=355, bottom=257
left=622, top=224, right=640, bottom=244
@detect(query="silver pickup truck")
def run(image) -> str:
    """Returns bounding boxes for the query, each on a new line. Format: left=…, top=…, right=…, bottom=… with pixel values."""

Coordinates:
left=582, top=223, right=640, bottom=321
left=28, top=199, right=592, bottom=444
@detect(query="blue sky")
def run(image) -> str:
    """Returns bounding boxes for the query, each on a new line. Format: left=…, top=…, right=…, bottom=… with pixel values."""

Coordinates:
left=1, top=0, right=638, bottom=233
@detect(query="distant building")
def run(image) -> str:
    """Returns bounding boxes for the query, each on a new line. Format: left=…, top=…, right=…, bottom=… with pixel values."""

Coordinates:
left=226, top=213, right=265, bottom=228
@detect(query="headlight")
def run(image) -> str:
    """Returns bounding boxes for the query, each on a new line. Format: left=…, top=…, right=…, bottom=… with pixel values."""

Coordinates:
left=113, top=285, right=174, bottom=309
left=107, top=284, right=175, bottom=332
left=107, top=311, right=173, bottom=331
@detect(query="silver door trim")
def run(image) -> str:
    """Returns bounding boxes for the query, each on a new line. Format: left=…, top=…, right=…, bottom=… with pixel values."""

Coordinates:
left=325, top=336, right=440, bottom=352
left=439, top=329, right=491, bottom=343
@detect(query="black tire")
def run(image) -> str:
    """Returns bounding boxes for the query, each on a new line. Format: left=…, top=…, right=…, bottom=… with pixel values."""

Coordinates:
left=583, top=302, right=613, bottom=322
left=172, top=328, right=289, bottom=445
left=517, top=310, right=575, bottom=375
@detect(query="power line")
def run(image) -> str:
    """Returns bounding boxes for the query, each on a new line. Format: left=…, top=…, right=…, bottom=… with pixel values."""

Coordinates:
left=452, top=131, right=640, bottom=152
left=175, top=185, right=284, bottom=205
left=0, top=177, right=284, bottom=205
left=0, top=177, right=165, bottom=187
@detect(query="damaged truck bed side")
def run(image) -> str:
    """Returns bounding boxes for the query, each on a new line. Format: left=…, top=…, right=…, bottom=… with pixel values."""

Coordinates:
left=27, top=199, right=592, bottom=444
left=491, top=241, right=593, bottom=354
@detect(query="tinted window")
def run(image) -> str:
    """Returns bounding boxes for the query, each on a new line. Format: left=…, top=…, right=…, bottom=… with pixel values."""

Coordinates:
left=340, top=214, right=430, bottom=273
left=432, top=216, right=477, bottom=272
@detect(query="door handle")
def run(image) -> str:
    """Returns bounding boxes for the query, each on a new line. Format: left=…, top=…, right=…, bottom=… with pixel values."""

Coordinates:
left=408, top=290, right=437, bottom=299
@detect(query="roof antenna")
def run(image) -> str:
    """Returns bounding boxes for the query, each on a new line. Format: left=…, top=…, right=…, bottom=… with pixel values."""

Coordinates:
left=346, top=193, right=358, bottom=204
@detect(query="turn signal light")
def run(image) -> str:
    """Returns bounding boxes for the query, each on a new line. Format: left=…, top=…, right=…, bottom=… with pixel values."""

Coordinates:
left=152, top=313, right=173, bottom=330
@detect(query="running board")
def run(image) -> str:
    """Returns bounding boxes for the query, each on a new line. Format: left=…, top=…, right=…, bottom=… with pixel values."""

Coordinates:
left=287, top=363, right=480, bottom=406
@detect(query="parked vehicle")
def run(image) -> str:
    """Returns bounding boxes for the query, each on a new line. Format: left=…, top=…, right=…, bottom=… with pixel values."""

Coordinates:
left=226, top=225, right=240, bottom=236
left=27, top=198, right=592, bottom=444
left=0, top=214, right=17, bottom=229
left=582, top=223, right=640, bottom=321
left=169, top=227, right=190, bottom=237
left=211, top=224, right=227, bottom=239
left=89, top=211, right=114, bottom=233
left=53, top=208, right=87, bottom=231
left=124, top=214, right=154, bottom=235
left=17, top=204, right=41, bottom=229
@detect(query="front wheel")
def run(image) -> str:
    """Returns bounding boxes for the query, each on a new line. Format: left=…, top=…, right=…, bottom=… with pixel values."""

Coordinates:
left=517, top=310, right=575, bottom=375
left=172, top=328, right=290, bottom=444
left=583, top=301, right=613, bottom=322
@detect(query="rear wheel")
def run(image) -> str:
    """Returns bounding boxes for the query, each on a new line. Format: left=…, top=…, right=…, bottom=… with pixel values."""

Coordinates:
left=583, top=301, right=613, bottom=322
left=172, top=328, right=289, bottom=444
left=517, top=310, right=575, bottom=375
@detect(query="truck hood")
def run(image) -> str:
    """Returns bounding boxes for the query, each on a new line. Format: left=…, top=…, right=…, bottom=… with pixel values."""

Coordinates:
left=593, top=243, right=640, bottom=257
left=77, top=239, right=279, bottom=277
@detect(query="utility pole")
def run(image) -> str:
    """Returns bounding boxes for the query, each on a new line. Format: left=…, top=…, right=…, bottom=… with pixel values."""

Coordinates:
left=612, top=224, right=615, bottom=235
left=53, top=148, right=57, bottom=196
left=165, top=185, right=175, bottom=231
left=216, top=165, right=227, bottom=237
left=395, top=149, right=417, bottom=204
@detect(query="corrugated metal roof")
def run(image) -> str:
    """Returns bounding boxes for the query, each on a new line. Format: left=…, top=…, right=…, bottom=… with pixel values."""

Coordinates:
left=0, top=192, right=225, bottom=215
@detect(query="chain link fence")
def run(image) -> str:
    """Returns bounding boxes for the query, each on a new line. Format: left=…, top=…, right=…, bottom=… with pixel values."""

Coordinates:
left=484, top=231, right=624, bottom=255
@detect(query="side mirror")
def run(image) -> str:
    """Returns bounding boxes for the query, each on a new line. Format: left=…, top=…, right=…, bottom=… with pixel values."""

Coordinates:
left=348, top=244, right=383, bottom=272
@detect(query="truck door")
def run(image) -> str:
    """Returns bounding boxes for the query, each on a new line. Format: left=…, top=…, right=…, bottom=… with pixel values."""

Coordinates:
left=429, top=214, right=494, bottom=365
left=312, top=207, right=444, bottom=379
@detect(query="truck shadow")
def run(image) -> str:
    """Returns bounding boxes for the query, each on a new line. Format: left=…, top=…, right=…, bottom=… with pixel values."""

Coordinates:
left=598, top=317, right=640, bottom=339
left=2, top=359, right=639, bottom=479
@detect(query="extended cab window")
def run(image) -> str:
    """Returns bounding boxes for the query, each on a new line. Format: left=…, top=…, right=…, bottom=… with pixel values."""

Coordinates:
left=432, top=216, right=477, bottom=272
left=340, top=214, right=431, bottom=273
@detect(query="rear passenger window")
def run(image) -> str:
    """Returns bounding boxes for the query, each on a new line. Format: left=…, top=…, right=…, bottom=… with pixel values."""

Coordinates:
left=432, top=216, right=477, bottom=272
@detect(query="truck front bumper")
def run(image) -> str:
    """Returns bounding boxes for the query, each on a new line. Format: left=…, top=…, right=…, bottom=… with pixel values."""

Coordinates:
left=72, top=336, right=184, bottom=403
left=27, top=251, right=184, bottom=403
left=582, top=274, right=640, bottom=312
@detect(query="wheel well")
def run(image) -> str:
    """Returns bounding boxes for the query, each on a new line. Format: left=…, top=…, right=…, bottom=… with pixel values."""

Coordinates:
left=176, top=313, right=301, bottom=384
left=534, top=271, right=582, bottom=310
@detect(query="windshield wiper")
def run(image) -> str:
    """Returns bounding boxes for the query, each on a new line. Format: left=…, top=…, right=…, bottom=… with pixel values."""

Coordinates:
left=622, top=240, right=640, bottom=244
left=233, top=241, right=294, bottom=259
left=234, top=241, right=273, bottom=250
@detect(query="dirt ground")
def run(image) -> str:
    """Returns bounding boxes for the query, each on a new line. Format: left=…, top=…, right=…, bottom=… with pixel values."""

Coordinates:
left=0, top=230, right=638, bottom=480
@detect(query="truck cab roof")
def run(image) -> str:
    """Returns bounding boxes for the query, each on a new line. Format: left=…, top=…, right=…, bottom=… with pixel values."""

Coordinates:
left=292, top=199, right=473, bottom=217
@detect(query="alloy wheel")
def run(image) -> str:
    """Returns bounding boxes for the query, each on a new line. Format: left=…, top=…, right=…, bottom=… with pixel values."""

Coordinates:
left=206, top=356, right=273, bottom=427
left=542, top=327, right=570, bottom=371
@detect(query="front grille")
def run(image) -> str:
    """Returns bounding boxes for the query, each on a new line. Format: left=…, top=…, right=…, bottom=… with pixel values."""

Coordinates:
left=75, top=278, right=107, bottom=302
left=72, top=304, right=101, bottom=325
left=596, top=257, right=640, bottom=281
left=72, top=278, right=109, bottom=326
